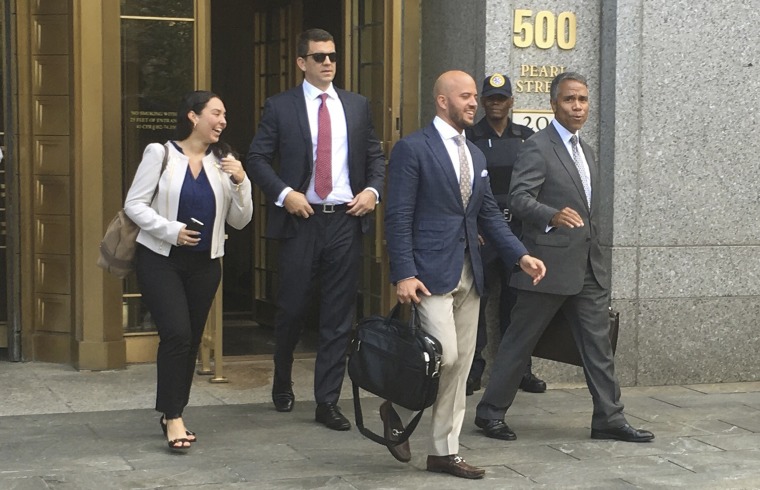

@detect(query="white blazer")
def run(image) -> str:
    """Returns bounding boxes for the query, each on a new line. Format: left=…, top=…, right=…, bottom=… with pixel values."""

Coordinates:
left=124, top=142, right=253, bottom=259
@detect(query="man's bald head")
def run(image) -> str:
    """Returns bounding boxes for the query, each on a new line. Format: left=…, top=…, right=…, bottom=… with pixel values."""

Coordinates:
left=434, top=70, right=476, bottom=99
left=433, top=70, right=478, bottom=132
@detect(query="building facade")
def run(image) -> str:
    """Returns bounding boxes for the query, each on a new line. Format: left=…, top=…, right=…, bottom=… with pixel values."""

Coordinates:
left=1, top=0, right=758, bottom=385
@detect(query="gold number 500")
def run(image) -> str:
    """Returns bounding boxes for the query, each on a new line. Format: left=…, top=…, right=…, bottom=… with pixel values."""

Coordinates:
left=513, top=10, right=576, bottom=50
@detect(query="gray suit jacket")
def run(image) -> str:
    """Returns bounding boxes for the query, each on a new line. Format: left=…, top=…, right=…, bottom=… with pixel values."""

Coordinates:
left=509, top=123, right=609, bottom=295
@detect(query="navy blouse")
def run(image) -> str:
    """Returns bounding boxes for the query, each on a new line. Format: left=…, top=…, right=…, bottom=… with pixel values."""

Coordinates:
left=172, top=141, right=216, bottom=252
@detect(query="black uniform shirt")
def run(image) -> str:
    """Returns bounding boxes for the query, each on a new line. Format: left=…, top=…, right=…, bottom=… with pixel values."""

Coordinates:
left=465, top=118, right=534, bottom=204
left=466, top=118, right=532, bottom=248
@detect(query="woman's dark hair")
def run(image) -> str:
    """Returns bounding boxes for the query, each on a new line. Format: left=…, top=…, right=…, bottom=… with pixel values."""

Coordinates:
left=174, top=90, right=234, bottom=159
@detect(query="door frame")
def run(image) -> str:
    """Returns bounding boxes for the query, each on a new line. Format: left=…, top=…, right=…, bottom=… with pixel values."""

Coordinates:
left=343, top=0, right=420, bottom=316
left=1, top=0, right=21, bottom=360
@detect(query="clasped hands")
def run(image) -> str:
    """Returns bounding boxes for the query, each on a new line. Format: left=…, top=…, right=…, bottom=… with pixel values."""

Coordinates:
left=283, top=189, right=377, bottom=219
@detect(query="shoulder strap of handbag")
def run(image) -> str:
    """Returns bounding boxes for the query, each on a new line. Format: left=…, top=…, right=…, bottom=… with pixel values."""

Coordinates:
left=148, top=143, right=170, bottom=205
left=352, top=382, right=425, bottom=447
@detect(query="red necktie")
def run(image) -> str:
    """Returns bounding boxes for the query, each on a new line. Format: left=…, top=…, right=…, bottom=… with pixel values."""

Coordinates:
left=314, top=93, right=332, bottom=199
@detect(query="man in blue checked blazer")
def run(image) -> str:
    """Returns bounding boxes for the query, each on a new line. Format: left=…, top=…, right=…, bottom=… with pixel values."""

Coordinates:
left=382, top=70, right=545, bottom=480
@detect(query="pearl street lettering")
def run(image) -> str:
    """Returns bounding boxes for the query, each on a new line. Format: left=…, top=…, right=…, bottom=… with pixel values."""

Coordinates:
left=514, top=65, right=566, bottom=94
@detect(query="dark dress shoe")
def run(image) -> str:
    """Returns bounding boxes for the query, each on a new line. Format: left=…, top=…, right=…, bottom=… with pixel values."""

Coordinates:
left=591, top=424, right=655, bottom=442
left=272, top=391, right=294, bottom=412
left=315, top=403, right=351, bottom=431
left=466, top=378, right=481, bottom=396
left=519, top=373, right=547, bottom=393
left=379, top=401, right=411, bottom=462
left=426, top=455, right=485, bottom=479
left=474, top=416, right=516, bottom=440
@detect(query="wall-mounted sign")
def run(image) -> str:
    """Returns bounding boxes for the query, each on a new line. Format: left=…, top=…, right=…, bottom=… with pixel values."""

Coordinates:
left=512, top=109, right=554, bottom=132
left=129, top=110, right=177, bottom=131
left=510, top=9, right=573, bottom=130
left=513, top=10, right=576, bottom=50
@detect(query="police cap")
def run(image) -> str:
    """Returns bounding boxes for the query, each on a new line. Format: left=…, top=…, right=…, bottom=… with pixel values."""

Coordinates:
left=481, top=73, right=513, bottom=97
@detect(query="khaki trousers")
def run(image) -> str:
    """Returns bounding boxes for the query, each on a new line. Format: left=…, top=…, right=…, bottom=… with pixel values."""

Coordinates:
left=395, top=257, right=480, bottom=456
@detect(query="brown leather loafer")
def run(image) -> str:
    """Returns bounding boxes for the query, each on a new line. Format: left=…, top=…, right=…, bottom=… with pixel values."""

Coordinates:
left=379, top=401, right=411, bottom=462
left=426, top=454, right=485, bottom=479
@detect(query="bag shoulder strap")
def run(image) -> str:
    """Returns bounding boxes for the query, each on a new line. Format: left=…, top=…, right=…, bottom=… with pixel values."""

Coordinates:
left=352, top=382, right=424, bottom=447
left=149, top=143, right=170, bottom=205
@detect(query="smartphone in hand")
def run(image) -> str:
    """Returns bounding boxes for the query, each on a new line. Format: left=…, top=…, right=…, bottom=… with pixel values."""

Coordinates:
left=186, top=217, right=204, bottom=233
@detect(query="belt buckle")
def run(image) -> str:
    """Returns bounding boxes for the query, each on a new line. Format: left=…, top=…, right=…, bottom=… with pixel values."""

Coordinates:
left=322, top=203, right=335, bottom=213
left=503, top=208, right=513, bottom=222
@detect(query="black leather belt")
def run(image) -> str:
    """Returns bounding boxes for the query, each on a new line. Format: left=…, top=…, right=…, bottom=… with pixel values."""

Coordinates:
left=311, top=203, right=348, bottom=214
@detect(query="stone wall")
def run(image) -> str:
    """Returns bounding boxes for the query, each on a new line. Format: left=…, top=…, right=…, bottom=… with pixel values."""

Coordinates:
left=424, top=0, right=760, bottom=386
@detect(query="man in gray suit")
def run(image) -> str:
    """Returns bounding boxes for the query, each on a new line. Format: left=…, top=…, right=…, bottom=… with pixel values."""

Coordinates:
left=474, top=72, right=654, bottom=443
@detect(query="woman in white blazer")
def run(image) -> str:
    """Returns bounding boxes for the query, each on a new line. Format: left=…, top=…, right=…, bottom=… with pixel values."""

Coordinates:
left=124, top=91, right=253, bottom=451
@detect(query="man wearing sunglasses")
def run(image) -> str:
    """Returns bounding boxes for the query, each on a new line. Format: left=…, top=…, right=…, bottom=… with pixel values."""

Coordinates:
left=246, top=28, right=385, bottom=432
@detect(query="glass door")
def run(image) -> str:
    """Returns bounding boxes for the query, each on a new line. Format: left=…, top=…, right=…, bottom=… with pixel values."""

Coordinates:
left=120, top=0, right=196, bottom=337
left=249, top=1, right=303, bottom=330
left=346, top=0, right=420, bottom=317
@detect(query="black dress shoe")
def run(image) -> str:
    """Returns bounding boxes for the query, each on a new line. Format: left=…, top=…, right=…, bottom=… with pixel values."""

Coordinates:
left=474, top=416, right=516, bottom=440
left=379, top=401, right=411, bottom=462
left=591, top=424, right=655, bottom=442
left=466, top=378, right=481, bottom=396
left=272, top=391, right=294, bottom=412
left=315, top=403, right=351, bottom=431
left=426, top=455, right=485, bottom=479
left=519, top=373, right=547, bottom=393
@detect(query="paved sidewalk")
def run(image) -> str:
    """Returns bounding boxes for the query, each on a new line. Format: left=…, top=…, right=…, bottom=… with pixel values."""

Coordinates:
left=1, top=360, right=759, bottom=489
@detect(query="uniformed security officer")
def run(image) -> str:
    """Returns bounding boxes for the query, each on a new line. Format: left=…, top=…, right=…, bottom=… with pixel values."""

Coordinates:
left=465, top=73, right=546, bottom=395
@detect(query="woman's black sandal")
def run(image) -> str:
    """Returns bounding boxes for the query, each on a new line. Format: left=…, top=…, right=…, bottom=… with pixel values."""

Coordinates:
left=167, top=437, right=191, bottom=452
left=160, top=416, right=197, bottom=442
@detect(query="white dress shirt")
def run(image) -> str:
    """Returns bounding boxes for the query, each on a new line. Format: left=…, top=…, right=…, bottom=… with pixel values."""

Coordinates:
left=301, top=80, right=351, bottom=204
left=276, top=80, right=379, bottom=206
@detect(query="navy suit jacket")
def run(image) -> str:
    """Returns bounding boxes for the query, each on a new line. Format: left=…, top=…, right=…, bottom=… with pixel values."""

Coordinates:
left=385, top=122, right=528, bottom=296
left=509, top=123, right=610, bottom=295
left=245, top=84, right=386, bottom=239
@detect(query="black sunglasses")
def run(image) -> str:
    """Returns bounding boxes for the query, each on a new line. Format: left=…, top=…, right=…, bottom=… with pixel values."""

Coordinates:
left=303, top=52, right=337, bottom=63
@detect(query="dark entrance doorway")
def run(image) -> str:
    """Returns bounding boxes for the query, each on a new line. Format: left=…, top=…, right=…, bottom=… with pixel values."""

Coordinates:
left=210, top=0, right=343, bottom=356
